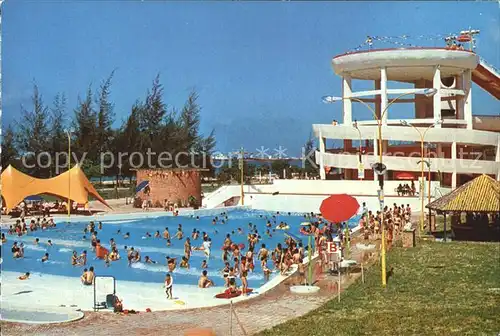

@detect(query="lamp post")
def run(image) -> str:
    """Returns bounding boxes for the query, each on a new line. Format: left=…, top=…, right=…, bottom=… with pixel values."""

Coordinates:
left=64, top=128, right=73, bottom=223
left=353, top=120, right=363, bottom=179
left=400, top=120, right=442, bottom=234
left=323, top=88, right=437, bottom=287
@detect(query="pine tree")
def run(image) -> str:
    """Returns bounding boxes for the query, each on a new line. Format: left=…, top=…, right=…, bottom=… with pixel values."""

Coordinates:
left=49, top=93, right=68, bottom=176
left=16, top=84, right=51, bottom=177
left=73, top=85, right=98, bottom=164
left=1, top=124, right=18, bottom=170
left=96, top=70, right=115, bottom=154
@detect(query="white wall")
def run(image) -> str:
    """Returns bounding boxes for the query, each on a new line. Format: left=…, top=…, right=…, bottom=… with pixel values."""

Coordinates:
left=246, top=194, right=424, bottom=213
left=202, top=179, right=439, bottom=210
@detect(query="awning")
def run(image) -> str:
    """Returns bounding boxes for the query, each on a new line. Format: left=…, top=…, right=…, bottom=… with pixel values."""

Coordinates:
left=395, top=172, right=416, bottom=180
left=135, top=180, right=149, bottom=193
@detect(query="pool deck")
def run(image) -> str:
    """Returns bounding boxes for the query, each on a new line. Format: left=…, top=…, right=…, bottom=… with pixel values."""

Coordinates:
left=1, top=236, right=378, bottom=336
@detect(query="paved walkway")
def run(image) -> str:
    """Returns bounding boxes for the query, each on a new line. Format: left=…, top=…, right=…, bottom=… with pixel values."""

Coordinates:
left=1, top=238, right=378, bottom=336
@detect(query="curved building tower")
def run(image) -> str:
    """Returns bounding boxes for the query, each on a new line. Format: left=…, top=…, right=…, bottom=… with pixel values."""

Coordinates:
left=316, top=46, right=500, bottom=189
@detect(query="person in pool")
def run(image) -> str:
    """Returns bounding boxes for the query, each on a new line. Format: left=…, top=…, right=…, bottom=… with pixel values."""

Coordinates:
left=179, top=256, right=190, bottom=269
left=81, top=266, right=95, bottom=285
left=41, top=253, right=49, bottom=262
left=184, top=238, right=191, bottom=260
left=175, top=227, right=183, bottom=240
left=79, top=250, right=88, bottom=265
left=144, top=232, right=152, bottom=238
left=201, top=260, right=208, bottom=269
left=154, top=231, right=160, bottom=238
left=144, top=256, right=157, bottom=264
left=163, top=228, right=170, bottom=239
left=47, top=240, right=53, bottom=247
left=1, top=233, right=6, bottom=243
left=124, top=232, right=130, bottom=239
left=71, top=251, right=79, bottom=265
left=166, top=256, right=177, bottom=272
left=18, top=272, right=30, bottom=280
left=198, top=270, right=214, bottom=288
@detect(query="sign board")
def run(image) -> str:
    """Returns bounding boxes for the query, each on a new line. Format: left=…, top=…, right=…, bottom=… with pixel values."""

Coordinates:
left=357, top=163, right=365, bottom=179
left=326, top=242, right=341, bottom=254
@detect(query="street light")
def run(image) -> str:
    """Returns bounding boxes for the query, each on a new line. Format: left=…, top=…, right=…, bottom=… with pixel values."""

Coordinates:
left=400, top=119, right=442, bottom=234
left=353, top=120, right=363, bottom=179
left=322, top=87, right=437, bottom=287
left=64, top=128, right=74, bottom=223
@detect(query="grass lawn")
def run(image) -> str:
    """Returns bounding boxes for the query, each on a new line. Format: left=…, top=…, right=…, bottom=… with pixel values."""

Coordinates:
left=258, top=241, right=500, bottom=336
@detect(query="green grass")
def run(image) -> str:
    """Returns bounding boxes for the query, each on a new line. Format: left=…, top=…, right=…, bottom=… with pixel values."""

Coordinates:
left=258, top=241, right=500, bottom=336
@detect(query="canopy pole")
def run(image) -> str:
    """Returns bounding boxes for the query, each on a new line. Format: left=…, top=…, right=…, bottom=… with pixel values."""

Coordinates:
left=443, top=212, right=447, bottom=242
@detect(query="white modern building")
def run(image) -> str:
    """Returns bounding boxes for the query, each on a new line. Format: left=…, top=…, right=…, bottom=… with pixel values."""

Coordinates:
left=316, top=46, right=500, bottom=189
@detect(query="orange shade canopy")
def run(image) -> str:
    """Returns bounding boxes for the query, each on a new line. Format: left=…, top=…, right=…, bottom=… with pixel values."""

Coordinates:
left=1, top=164, right=111, bottom=213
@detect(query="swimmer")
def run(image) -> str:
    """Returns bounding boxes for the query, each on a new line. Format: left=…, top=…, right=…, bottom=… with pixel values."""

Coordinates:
left=166, top=239, right=171, bottom=246
left=71, top=251, right=79, bottom=265
left=166, top=256, right=177, bottom=272
left=179, top=256, right=190, bottom=269
left=163, top=227, right=170, bottom=239
left=124, top=232, right=130, bottom=239
left=184, top=238, right=191, bottom=259
left=144, top=232, right=152, bottom=238
left=81, top=267, right=94, bottom=285
left=196, top=216, right=200, bottom=220
left=212, top=219, right=216, bottom=225
left=98, top=222, right=103, bottom=230
left=116, top=229, right=121, bottom=234
left=34, top=238, right=39, bottom=245
left=78, top=250, right=87, bottom=266
left=1, top=233, right=6, bottom=243
left=144, top=256, right=157, bottom=264
left=237, top=228, right=243, bottom=235
left=175, top=228, right=183, bottom=240
left=83, top=235, right=87, bottom=240
left=47, top=240, right=53, bottom=246
left=41, top=253, right=49, bottom=262
left=18, top=272, right=30, bottom=280
left=193, top=230, right=199, bottom=240
left=154, top=231, right=160, bottom=238
left=201, top=260, right=208, bottom=269
left=198, top=270, right=214, bottom=288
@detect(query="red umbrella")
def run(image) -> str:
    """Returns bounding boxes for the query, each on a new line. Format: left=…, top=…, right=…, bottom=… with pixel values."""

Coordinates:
left=320, top=194, right=360, bottom=223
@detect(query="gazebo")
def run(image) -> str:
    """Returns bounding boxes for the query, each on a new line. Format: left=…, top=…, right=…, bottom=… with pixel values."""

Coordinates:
left=426, top=174, right=500, bottom=241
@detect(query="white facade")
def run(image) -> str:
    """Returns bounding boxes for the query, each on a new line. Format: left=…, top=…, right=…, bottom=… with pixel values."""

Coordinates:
left=318, top=48, right=500, bottom=188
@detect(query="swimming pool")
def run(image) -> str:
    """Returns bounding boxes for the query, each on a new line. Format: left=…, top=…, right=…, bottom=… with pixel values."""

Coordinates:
left=2, top=209, right=360, bottom=289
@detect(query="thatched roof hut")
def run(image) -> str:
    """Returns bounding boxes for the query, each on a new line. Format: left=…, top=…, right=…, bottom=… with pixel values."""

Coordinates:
left=427, top=174, right=500, bottom=213
left=426, top=175, right=500, bottom=241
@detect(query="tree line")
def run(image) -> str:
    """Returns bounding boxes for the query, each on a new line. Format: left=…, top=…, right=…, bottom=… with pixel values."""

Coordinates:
left=2, top=72, right=216, bottom=181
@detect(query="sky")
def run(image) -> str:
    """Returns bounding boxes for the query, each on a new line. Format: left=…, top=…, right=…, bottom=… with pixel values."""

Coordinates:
left=4, top=1, right=500, bottom=156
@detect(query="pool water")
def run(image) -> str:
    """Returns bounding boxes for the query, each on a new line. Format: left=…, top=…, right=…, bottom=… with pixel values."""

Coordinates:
left=2, top=209, right=359, bottom=288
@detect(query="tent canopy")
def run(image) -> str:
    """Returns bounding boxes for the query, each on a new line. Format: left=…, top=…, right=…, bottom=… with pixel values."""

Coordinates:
left=427, top=174, right=500, bottom=213
left=1, top=165, right=111, bottom=213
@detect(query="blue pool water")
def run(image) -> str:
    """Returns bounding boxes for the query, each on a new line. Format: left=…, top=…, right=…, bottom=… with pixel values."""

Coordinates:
left=2, top=209, right=359, bottom=288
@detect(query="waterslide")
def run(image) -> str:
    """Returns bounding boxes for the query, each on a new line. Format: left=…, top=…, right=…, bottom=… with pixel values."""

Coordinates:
left=472, top=58, right=500, bottom=100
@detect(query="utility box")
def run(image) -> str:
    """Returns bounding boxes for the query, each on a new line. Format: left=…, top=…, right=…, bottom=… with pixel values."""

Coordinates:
left=402, top=229, right=416, bottom=248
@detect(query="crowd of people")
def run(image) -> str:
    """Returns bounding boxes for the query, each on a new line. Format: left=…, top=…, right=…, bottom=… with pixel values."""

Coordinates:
left=396, top=181, right=416, bottom=196
left=5, top=206, right=404, bottom=309
left=360, top=202, right=412, bottom=246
